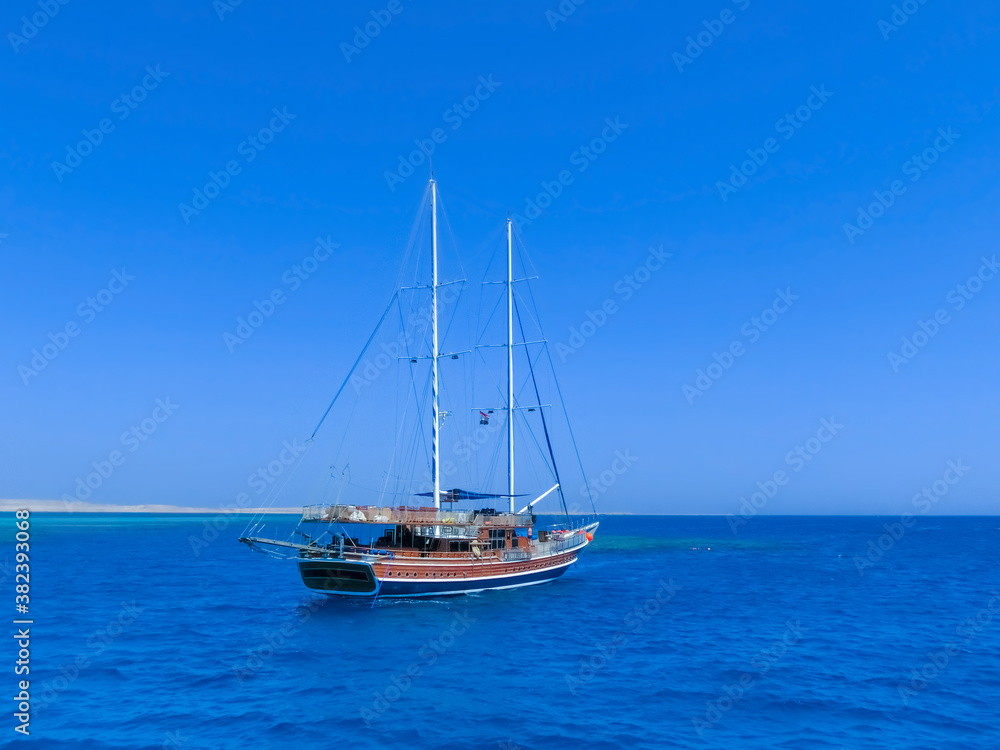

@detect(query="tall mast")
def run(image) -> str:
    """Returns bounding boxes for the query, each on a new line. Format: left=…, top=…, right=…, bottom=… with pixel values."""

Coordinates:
left=431, top=180, right=441, bottom=510
left=506, top=217, right=514, bottom=513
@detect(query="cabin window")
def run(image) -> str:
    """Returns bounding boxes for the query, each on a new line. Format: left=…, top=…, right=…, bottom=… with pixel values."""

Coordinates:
left=488, top=529, right=505, bottom=550
left=301, top=567, right=367, bottom=582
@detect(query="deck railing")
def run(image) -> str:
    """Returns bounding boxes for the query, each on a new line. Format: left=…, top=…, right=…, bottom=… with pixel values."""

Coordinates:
left=503, top=549, right=531, bottom=562
left=301, top=504, right=533, bottom=528
left=536, top=532, right=588, bottom=555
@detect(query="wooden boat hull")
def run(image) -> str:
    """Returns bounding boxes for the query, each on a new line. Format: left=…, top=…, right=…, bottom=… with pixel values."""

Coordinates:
left=297, top=550, right=579, bottom=598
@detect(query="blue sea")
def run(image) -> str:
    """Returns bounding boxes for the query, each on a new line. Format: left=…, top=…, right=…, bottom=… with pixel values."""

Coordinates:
left=6, top=514, right=1000, bottom=749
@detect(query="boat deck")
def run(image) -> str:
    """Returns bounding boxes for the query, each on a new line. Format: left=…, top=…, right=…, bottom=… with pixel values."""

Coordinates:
left=300, top=504, right=535, bottom=528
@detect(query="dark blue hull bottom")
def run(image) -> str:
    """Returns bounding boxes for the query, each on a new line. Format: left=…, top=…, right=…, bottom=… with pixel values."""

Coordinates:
left=310, top=558, right=575, bottom=598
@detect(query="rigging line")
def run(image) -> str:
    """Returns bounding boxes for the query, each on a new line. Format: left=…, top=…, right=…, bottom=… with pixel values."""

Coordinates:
left=511, top=222, right=541, bottom=282
left=380, top=357, right=416, bottom=505
left=394, top=294, right=408, bottom=354
left=513, top=242, right=593, bottom=518
left=397, top=355, right=427, bottom=503
left=393, top=290, right=419, bottom=503
left=513, top=285, right=543, bottom=340
left=475, top=345, right=514, bottom=413
left=380, top=355, right=404, bottom=506
left=334, top=477, right=413, bottom=495
left=472, top=237, right=502, bottom=472
left=469, top=215, right=510, bottom=267
left=474, top=236, right=494, bottom=346
left=327, top=334, right=367, bottom=471
left=371, top=554, right=393, bottom=608
left=317, top=465, right=338, bottom=506
left=435, top=187, right=471, bottom=289
left=328, top=394, right=360, bottom=494
left=309, top=291, right=399, bottom=440
left=474, top=233, right=507, bottom=346
left=405, top=277, right=437, bottom=357
left=391, top=181, right=432, bottom=297
left=407, top=353, right=434, bottom=493
left=240, top=439, right=315, bottom=538
left=515, top=295, right=568, bottom=517
left=516, top=243, right=549, bottom=342
left=515, top=346, right=545, bottom=399
left=542, top=339, right=597, bottom=516
left=403, top=355, right=425, bottom=472
left=475, top=290, right=506, bottom=346
left=473, top=285, right=522, bottom=406
left=485, top=221, right=511, bottom=279
left=483, top=423, right=504, bottom=496
left=438, top=281, right=467, bottom=350
left=516, top=406, right=557, bottom=486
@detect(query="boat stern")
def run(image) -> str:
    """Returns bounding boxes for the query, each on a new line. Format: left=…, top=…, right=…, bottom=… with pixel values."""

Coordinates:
left=297, top=558, right=378, bottom=595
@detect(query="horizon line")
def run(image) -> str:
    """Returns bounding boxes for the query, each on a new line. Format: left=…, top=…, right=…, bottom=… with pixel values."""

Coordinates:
left=1, top=500, right=997, bottom=517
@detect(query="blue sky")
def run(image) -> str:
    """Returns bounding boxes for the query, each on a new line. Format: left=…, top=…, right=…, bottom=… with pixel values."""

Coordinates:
left=2, top=0, right=999, bottom=515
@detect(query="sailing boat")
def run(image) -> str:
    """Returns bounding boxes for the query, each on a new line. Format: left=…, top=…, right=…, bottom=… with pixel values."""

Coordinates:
left=240, top=179, right=599, bottom=598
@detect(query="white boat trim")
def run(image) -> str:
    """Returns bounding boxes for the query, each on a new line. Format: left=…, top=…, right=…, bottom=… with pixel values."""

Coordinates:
left=304, top=557, right=578, bottom=598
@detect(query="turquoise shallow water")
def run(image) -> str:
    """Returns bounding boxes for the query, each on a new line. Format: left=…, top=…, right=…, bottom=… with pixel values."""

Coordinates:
left=5, top=514, right=1000, bottom=749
